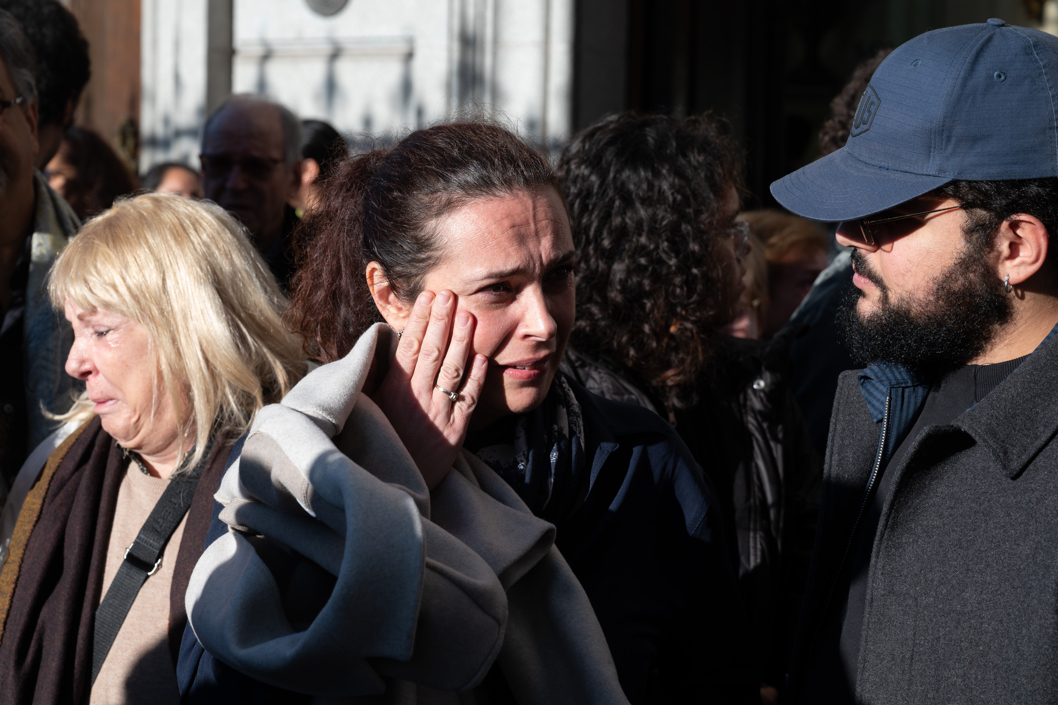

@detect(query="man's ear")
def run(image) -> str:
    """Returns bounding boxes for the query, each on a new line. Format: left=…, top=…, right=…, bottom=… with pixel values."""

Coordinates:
left=998, top=214, right=1049, bottom=288
left=366, top=261, right=411, bottom=329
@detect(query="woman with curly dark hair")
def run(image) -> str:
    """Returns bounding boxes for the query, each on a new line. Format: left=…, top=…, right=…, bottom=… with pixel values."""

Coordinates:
left=179, top=121, right=757, bottom=704
left=559, top=113, right=743, bottom=409
left=557, top=112, right=821, bottom=704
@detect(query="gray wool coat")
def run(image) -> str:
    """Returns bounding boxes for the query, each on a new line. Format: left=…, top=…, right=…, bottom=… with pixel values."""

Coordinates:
left=185, top=324, right=629, bottom=704
left=789, top=331, right=1058, bottom=704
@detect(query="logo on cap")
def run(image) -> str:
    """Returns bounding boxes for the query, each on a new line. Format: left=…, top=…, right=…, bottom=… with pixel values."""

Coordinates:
left=851, top=84, right=881, bottom=137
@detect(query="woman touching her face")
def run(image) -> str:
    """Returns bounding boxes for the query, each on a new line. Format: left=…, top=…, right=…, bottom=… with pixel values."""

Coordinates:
left=366, top=185, right=576, bottom=488
left=181, top=123, right=756, bottom=704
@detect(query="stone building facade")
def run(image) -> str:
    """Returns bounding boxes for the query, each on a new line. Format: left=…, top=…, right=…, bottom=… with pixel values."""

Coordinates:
left=140, top=0, right=573, bottom=171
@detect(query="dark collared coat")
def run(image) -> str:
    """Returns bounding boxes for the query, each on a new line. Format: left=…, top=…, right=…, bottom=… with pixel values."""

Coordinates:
left=789, top=332, right=1058, bottom=704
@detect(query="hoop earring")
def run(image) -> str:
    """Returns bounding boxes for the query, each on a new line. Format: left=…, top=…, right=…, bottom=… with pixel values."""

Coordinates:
left=1004, top=274, right=1013, bottom=294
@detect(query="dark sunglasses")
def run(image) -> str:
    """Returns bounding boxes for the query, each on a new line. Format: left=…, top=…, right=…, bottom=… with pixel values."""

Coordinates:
left=846, top=205, right=965, bottom=246
left=200, top=153, right=283, bottom=181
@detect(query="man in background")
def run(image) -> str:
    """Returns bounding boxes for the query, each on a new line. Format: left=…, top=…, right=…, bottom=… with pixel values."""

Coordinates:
left=0, top=0, right=89, bottom=167
left=0, top=10, right=80, bottom=504
left=200, top=95, right=302, bottom=290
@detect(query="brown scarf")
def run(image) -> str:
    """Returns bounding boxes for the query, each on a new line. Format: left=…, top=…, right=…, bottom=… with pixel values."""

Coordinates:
left=0, top=417, right=230, bottom=705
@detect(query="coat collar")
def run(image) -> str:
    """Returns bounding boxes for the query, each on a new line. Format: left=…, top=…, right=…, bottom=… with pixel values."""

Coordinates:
left=857, top=362, right=929, bottom=423
left=564, top=374, right=620, bottom=488
left=855, top=322, right=1058, bottom=480
left=957, top=325, right=1058, bottom=479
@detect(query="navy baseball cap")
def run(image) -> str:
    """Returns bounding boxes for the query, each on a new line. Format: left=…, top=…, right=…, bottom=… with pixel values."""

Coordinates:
left=771, top=19, right=1058, bottom=222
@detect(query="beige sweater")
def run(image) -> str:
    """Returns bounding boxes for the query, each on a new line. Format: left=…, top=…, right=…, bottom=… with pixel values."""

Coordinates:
left=91, top=464, right=183, bottom=705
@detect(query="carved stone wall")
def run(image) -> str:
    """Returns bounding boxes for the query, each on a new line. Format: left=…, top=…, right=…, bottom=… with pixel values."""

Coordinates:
left=139, top=0, right=573, bottom=171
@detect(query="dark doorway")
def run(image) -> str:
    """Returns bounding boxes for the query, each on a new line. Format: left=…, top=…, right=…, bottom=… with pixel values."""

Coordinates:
left=573, top=0, right=1036, bottom=207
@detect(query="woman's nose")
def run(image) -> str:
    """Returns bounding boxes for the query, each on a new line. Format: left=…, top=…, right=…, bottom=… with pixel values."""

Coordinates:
left=522, top=289, right=558, bottom=341
left=65, top=339, right=91, bottom=380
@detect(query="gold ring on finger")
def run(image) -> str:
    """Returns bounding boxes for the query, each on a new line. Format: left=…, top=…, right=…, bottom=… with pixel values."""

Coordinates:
left=434, top=384, right=459, bottom=402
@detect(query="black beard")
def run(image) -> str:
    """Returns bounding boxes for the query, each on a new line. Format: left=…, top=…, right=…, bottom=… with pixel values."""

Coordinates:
left=838, top=246, right=1013, bottom=382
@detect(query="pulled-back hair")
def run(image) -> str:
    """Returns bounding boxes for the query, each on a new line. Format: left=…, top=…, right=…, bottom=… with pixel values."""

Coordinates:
left=557, top=112, right=740, bottom=409
left=289, top=121, right=558, bottom=362
left=300, top=119, right=347, bottom=179
left=49, top=194, right=306, bottom=469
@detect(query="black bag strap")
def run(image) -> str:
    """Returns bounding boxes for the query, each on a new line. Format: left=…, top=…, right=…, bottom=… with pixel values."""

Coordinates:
left=91, top=444, right=211, bottom=684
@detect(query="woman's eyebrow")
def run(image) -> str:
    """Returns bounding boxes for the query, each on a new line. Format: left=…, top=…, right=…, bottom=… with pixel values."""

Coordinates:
left=544, top=251, right=576, bottom=270
left=474, top=250, right=576, bottom=281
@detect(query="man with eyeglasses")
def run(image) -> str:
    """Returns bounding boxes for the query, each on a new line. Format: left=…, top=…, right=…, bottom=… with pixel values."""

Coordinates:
left=770, top=20, right=1058, bottom=704
left=200, top=95, right=302, bottom=290
left=0, top=10, right=80, bottom=509
left=0, top=0, right=90, bottom=169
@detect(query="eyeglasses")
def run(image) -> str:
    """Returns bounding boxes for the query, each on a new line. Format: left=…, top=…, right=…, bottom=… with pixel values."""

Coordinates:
left=0, top=95, right=25, bottom=118
left=730, top=219, right=751, bottom=260
left=847, top=205, right=965, bottom=247
left=199, top=153, right=283, bottom=181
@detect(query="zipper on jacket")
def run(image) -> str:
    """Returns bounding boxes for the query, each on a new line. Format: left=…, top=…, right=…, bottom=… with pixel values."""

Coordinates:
left=803, top=392, right=891, bottom=677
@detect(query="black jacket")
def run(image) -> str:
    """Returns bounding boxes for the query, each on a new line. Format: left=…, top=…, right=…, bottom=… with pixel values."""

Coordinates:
left=563, top=336, right=821, bottom=689
left=560, top=378, right=760, bottom=704
left=785, top=251, right=858, bottom=457
left=789, top=331, right=1058, bottom=704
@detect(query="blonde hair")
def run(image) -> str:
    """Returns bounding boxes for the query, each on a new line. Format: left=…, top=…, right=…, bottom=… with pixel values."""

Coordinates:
left=740, top=209, right=828, bottom=264
left=49, top=193, right=305, bottom=469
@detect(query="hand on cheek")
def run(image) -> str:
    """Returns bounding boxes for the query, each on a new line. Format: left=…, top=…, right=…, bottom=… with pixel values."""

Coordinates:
left=373, top=290, right=488, bottom=490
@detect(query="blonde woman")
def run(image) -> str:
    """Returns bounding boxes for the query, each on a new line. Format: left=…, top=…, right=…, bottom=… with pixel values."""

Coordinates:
left=0, top=194, right=305, bottom=704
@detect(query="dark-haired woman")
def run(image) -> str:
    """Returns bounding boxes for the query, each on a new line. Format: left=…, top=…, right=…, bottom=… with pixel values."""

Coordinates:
left=180, top=122, right=757, bottom=704
left=141, top=161, right=202, bottom=199
left=557, top=112, right=821, bottom=703
left=45, top=126, right=137, bottom=220
left=290, top=119, right=347, bottom=217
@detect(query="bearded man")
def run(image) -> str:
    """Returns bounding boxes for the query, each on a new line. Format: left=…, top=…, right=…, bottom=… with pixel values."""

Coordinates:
left=770, top=19, right=1058, bottom=704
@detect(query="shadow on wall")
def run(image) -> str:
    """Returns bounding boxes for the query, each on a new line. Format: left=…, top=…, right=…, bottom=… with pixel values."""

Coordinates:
left=320, top=44, right=344, bottom=116
left=254, top=43, right=272, bottom=96
left=230, top=21, right=557, bottom=157
left=457, top=25, right=485, bottom=108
